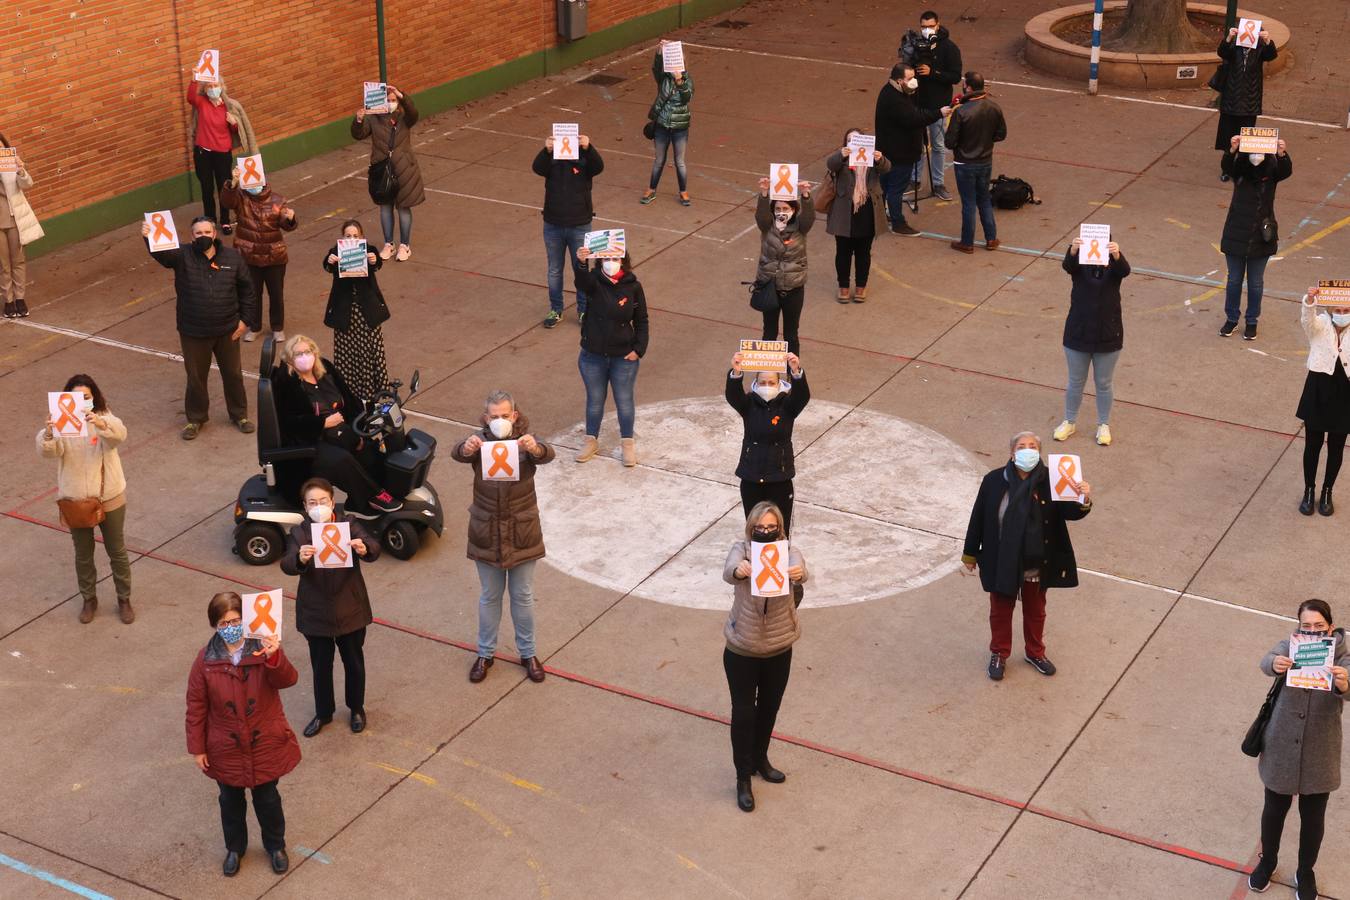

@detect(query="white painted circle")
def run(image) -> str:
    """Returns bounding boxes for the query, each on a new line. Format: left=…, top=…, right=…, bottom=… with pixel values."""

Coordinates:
left=536, top=397, right=985, bottom=610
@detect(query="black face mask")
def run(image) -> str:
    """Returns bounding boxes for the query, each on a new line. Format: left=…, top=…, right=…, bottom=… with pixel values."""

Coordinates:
left=752, top=528, right=781, bottom=542
left=193, top=235, right=215, bottom=252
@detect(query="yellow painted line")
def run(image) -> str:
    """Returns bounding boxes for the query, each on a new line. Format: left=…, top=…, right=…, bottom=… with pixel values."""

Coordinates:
left=1279, top=213, right=1350, bottom=259
left=0, top=332, right=61, bottom=363
left=1089, top=201, right=1123, bottom=209
left=369, top=761, right=438, bottom=785
left=1211, top=242, right=1223, bottom=254
left=457, top=755, right=545, bottom=794
left=1165, top=218, right=1191, bottom=230
left=120, top=294, right=148, bottom=309
left=676, top=854, right=700, bottom=870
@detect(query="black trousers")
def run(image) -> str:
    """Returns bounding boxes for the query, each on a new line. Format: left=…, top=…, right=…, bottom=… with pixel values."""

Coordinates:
left=740, top=479, right=794, bottom=536
left=761, top=286, right=805, bottom=356
left=306, top=628, right=367, bottom=719
left=834, top=235, right=873, bottom=288
left=218, top=779, right=285, bottom=853
left=180, top=331, right=248, bottom=425
left=723, top=647, right=792, bottom=779
left=1303, top=430, right=1347, bottom=489
left=194, top=146, right=234, bottom=226
left=1260, top=788, right=1329, bottom=871
left=313, top=441, right=383, bottom=512
left=248, top=263, right=287, bottom=332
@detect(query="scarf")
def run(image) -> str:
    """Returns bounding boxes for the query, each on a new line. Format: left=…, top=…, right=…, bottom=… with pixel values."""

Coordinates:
left=994, top=461, right=1045, bottom=597
left=850, top=164, right=868, bottom=213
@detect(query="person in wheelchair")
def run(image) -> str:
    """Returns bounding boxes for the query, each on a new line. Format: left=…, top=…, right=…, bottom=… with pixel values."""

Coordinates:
left=273, top=334, right=402, bottom=517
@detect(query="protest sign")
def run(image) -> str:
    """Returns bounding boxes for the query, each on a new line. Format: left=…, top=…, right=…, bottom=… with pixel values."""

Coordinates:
left=1313, top=280, right=1350, bottom=307
left=48, top=392, right=91, bottom=438
left=1238, top=126, right=1279, bottom=154
left=584, top=229, right=626, bottom=259
left=237, top=154, right=266, bottom=189
left=1078, top=224, right=1111, bottom=265
left=363, top=81, right=388, bottom=113
left=1235, top=18, right=1262, bottom=49
left=144, top=211, right=179, bottom=253
left=193, top=49, right=220, bottom=84
left=552, top=123, right=579, bottom=160
left=337, top=238, right=368, bottom=278
left=751, top=540, right=791, bottom=598
left=1287, top=632, right=1337, bottom=691
left=738, top=339, right=789, bottom=374
left=662, top=41, right=685, bottom=74
left=242, top=590, right=283, bottom=641
left=847, top=133, right=876, bottom=168
left=0, top=148, right=17, bottom=174
left=1048, top=454, right=1085, bottom=502
left=769, top=163, right=799, bottom=201
left=481, top=440, right=521, bottom=482
left=312, top=521, right=353, bottom=569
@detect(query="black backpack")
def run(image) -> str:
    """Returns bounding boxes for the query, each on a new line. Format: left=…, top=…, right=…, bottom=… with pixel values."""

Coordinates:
left=990, top=175, right=1041, bottom=210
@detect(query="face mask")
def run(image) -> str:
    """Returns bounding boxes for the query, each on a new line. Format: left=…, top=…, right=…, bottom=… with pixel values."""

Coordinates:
left=307, top=503, right=332, bottom=523
left=218, top=623, right=244, bottom=644
left=1248, top=153, right=1266, bottom=167
left=388, top=101, right=399, bottom=112
left=1013, top=448, right=1040, bottom=472
left=601, top=260, right=622, bottom=277
left=752, top=527, right=782, bottom=542
left=192, top=235, right=214, bottom=252
left=292, top=352, right=315, bottom=373
left=774, top=213, right=791, bottom=231
left=753, top=382, right=781, bottom=402
left=244, top=185, right=264, bottom=195
left=488, top=417, right=513, bottom=439
left=921, top=26, right=936, bottom=37
left=905, top=77, right=919, bottom=91
left=206, top=87, right=222, bottom=100
left=1332, top=314, right=1350, bottom=328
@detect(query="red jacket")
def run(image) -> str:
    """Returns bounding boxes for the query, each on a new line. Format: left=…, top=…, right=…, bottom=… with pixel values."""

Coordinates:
left=185, top=636, right=301, bottom=788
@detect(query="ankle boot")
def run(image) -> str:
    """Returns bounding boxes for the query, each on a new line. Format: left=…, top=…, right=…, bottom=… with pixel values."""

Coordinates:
left=1299, top=486, right=1316, bottom=516
left=620, top=438, right=637, bottom=467
left=736, top=777, right=754, bottom=812
left=78, top=597, right=97, bottom=624
left=1319, top=486, right=1334, bottom=517
left=118, top=598, right=136, bottom=624
left=575, top=435, right=599, bottom=463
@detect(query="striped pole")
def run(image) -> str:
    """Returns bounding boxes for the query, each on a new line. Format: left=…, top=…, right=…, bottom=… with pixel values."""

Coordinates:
left=1088, top=0, right=1105, bottom=95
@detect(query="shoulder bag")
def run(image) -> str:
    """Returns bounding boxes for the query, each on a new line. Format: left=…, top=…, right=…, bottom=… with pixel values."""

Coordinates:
left=57, top=453, right=106, bottom=530
left=367, top=121, right=400, bottom=205
left=1240, top=675, right=1284, bottom=757
left=748, top=279, right=779, bottom=313
left=814, top=169, right=837, bottom=215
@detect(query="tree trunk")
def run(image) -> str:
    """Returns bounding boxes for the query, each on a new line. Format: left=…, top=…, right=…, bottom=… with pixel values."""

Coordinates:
left=1102, top=0, right=1210, bottom=52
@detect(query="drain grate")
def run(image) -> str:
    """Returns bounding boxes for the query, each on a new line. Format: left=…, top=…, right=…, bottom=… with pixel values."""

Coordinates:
left=714, top=19, right=750, bottom=29
left=578, top=73, right=626, bottom=86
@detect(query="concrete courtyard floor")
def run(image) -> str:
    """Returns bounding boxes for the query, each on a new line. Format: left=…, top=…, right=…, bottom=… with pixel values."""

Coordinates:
left=3, top=0, right=1350, bottom=897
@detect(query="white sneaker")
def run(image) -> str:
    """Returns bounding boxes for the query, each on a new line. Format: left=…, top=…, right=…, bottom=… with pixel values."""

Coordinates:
left=1096, top=424, right=1112, bottom=446
left=242, top=330, right=258, bottom=342
left=379, top=242, right=396, bottom=260
left=1053, top=420, right=1076, bottom=441
left=396, top=244, right=412, bottom=262
left=272, top=330, right=286, bottom=343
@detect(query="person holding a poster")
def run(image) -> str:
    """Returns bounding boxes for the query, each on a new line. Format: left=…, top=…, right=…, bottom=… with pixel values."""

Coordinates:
left=898, top=11, right=963, bottom=201
left=274, top=335, right=402, bottom=516
left=944, top=72, right=1006, bottom=253
left=961, top=431, right=1091, bottom=680
left=1218, top=135, right=1291, bottom=341
left=323, top=220, right=390, bottom=402
left=352, top=85, right=424, bottom=262
left=1247, top=599, right=1348, bottom=898
left=1215, top=24, right=1276, bottom=180
left=0, top=133, right=42, bottom=319
left=573, top=247, right=650, bottom=466
left=220, top=166, right=297, bottom=344
left=185, top=79, right=257, bottom=236
left=185, top=591, right=300, bottom=877
left=142, top=215, right=259, bottom=441
left=825, top=128, right=891, bottom=303
left=721, top=501, right=808, bottom=812
left=281, top=477, right=379, bottom=737
left=533, top=132, right=604, bottom=329
left=452, top=391, right=555, bottom=684
left=753, top=178, right=815, bottom=355
left=727, top=350, right=809, bottom=534
left=640, top=40, right=694, bottom=207
left=36, top=374, right=134, bottom=625
left=1294, top=289, right=1350, bottom=516
left=1053, top=236, right=1130, bottom=447
left=873, top=65, right=949, bottom=236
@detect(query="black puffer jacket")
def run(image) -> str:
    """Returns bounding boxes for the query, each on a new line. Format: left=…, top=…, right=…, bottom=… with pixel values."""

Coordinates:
left=1062, top=248, right=1130, bottom=353
left=575, top=263, right=650, bottom=358
left=280, top=516, right=379, bottom=638
left=532, top=144, right=604, bottom=227
left=322, top=245, right=389, bottom=331
left=1220, top=151, right=1292, bottom=258
left=726, top=371, right=810, bottom=483
left=1218, top=38, right=1277, bottom=117
left=147, top=238, right=259, bottom=338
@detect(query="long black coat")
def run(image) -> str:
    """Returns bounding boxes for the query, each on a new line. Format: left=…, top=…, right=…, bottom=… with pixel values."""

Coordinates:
left=280, top=516, right=379, bottom=638
left=726, top=371, right=810, bottom=483
left=273, top=361, right=364, bottom=446
left=1217, top=38, right=1277, bottom=117
left=322, top=245, right=390, bottom=331
left=963, top=464, right=1090, bottom=596
left=1062, top=248, right=1130, bottom=353
left=874, top=83, right=941, bottom=167
left=1220, top=151, right=1292, bottom=258
left=147, top=238, right=259, bottom=338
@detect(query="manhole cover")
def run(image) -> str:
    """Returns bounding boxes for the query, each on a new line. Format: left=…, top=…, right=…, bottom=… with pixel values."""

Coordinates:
left=578, top=73, right=625, bottom=86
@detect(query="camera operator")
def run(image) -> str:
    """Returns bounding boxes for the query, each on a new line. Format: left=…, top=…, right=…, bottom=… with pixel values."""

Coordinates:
left=898, top=10, right=962, bottom=201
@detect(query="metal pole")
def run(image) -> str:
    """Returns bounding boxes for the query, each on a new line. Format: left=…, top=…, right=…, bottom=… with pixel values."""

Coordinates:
left=376, top=0, right=388, bottom=83
left=1088, top=0, right=1104, bottom=95
left=1224, top=0, right=1239, bottom=33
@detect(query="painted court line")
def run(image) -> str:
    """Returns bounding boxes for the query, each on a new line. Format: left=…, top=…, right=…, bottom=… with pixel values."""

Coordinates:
left=422, top=187, right=726, bottom=242
left=0, top=852, right=113, bottom=900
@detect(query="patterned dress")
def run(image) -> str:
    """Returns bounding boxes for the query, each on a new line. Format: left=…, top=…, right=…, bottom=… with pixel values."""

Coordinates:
left=332, top=302, right=389, bottom=402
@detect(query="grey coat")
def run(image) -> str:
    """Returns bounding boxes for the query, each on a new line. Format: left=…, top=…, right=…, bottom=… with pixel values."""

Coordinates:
left=1258, top=632, right=1348, bottom=795
left=824, top=150, right=892, bottom=238
left=754, top=193, right=815, bottom=292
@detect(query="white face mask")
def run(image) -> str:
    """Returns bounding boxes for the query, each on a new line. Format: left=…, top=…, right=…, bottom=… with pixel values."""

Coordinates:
left=487, top=417, right=513, bottom=439
left=1248, top=153, right=1266, bottom=167
left=774, top=213, right=791, bottom=231
left=1332, top=313, right=1350, bottom=328
left=753, top=382, right=781, bottom=402
left=307, top=503, right=333, bottom=523
left=905, top=77, right=919, bottom=91
left=601, top=259, right=622, bottom=277
left=921, top=26, right=936, bottom=37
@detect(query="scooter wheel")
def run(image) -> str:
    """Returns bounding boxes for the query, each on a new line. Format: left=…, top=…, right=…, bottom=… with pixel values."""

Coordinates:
left=383, top=520, right=420, bottom=560
left=235, top=522, right=285, bottom=566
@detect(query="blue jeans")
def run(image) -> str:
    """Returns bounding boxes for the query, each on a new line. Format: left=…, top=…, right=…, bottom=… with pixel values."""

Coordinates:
left=879, top=168, right=910, bottom=228
left=475, top=559, right=536, bottom=659
left=911, top=120, right=946, bottom=190
left=1224, top=253, right=1268, bottom=324
left=544, top=221, right=590, bottom=314
left=954, top=163, right=996, bottom=247
left=650, top=125, right=689, bottom=192
left=1064, top=348, right=1121, bottom=425
left=578, top=348, right=639, bottom=438
left=379, top=205, right=413, bottom=245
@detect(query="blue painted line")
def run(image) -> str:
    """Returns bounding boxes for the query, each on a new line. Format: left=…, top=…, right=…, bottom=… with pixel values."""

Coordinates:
left=293, top=845, right=333, bottom=864
left=1288, top=169, right=1350, bottom=239
left=0, top=852, right=113, bottom=900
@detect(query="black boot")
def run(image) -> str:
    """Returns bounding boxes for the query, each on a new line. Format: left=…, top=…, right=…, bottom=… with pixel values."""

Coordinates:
left=1319, top=486, right=1334, bottom=516
left=757, top=759, right=786, bottom=783
left=736, top=778, right=755, bottom=812
left=1299, top=486, right=1315, bottom=516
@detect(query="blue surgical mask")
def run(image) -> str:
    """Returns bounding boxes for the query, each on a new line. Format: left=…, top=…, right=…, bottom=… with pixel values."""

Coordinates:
left=218, top=623, right=244, bottom=644
left=244, top=185, right=264, bottom=195
left=206, top=87, right=223, bottom=100
left=1332, top=313, right=1350, bottom=328
left=1013, top=448, right=1040, bottom=472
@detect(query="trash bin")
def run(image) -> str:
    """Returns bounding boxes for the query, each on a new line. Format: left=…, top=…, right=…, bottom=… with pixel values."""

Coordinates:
left=557, top=0, right=587, bottom=41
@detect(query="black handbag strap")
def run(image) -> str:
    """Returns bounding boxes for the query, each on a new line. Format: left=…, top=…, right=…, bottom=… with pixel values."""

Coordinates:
left=1259, top=673, right=1284, bottom=712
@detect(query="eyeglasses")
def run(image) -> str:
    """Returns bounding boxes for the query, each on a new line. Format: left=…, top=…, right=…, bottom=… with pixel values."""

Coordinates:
left=217, top=617, right=242, bottom=627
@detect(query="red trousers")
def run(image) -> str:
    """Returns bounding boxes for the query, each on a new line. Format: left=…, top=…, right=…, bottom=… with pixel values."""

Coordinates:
left=989, top=579, right=1047, bottom=659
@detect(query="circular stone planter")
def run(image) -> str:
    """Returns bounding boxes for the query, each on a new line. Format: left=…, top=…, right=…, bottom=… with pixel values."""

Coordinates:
left=1025, top=3, right=1290, bottom=89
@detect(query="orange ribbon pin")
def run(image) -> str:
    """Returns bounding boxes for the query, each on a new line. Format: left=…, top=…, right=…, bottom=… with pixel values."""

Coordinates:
left=773, top=164, right=794, bottom=195
left=318, top=524, right=349, bottom=565
left=754, top=543, right=785, bottom=593
left=54, top=393, right=83, bottom=434
left=249, top=593, right=277, bottom=634
left=487, top=443, right=515, bottom=478
left=1054, top=455, right=1078, bottom=498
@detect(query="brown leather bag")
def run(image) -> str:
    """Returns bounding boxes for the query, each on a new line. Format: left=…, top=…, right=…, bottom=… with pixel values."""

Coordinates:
left=814, top=170, right=837, bottom=215
left=57, top=456, right=105, bottom=529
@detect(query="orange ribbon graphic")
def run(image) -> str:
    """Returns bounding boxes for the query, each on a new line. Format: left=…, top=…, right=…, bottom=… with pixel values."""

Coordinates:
left=1054, top=455, right=1078, bottom=498
left=150, top=213, right=174, bottom=242
left=854, top=146, right=869, bottom=164
left=318, top=524, right=349, bottom=565
left=560, top=137, right=572, bottom=155
left=487, top=443, right=515, bottom=478
left=54, top=393, right=83, bottom=434
left=241, top=157, right=262, bottom=185
left=1087, top=239, right=1103, bottom=261
left=1239, top=20, right=1257, bottom=44
left=773, top=165, right=793, bottom=195
left=196, top=51, right=216, bottom=78
left=249, top=593, right=277, bottom=634
left=754, top=543, right=785, bottom=593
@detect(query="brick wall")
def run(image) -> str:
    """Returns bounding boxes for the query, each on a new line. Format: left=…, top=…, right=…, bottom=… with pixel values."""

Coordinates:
left=1, top=0, right=682, bottom=222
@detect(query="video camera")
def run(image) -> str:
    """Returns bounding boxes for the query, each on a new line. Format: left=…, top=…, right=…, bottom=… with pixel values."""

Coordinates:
left=900, top=29, right=940, bottom=70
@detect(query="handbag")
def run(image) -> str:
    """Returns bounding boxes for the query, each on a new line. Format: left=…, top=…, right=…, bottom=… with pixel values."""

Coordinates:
left=643, top=98, right=660, bottom=141
left=57, top=454, right=106, bottom=530
left=1260, top=217, right=1279, bottom=244
left=1240, top=675, right=1284, bottom=757
left=367, top=124, right=399, bottom=205
left=749, top=279, right=779, bottom=313
left=1207, top=63, right=1227, bottom=92
left=814, top=170, right=837, bottom=215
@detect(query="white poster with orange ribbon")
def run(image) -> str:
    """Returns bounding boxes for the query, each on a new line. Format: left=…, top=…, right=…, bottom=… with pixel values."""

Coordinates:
left=1048, top=454, right=1085, bottom=503
left=769, top=163, right=799, bottom=202
left=481, top=440, right=521, bottom=482
left=144, top=210, right=180, bottom=252
left=1235, top=18, right=1262, bottom=49
left=242, top=589, right=283, bottom=640
left=552, top=123, right=579, bottom=160
left=312, top=521, right=353, bottom=569
left=48, top=391, right=91, bottom=438
left=237, top=154, right=266, bottom=190
left=193, top=49, right=220, bottom=84
left=750, top=539, right=791, bottom=598
left=847, top=133, right=876, bottom=168
left=1077, top=224, right=1110, bottom=266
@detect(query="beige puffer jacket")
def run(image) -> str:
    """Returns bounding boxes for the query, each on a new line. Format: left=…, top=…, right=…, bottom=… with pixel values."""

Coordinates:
left=2, top=168, right=44, bottom=246
left=722, top=539, right=808, bottom=657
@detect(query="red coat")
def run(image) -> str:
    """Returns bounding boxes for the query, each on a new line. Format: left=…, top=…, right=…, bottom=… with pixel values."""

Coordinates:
left=185, top=636, right=301, bottom=788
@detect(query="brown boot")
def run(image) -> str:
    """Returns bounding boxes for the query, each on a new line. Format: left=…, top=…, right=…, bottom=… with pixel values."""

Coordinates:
left=117, top=598, right=136, bottom=625
left=469, top=656, right=493, bottom=683
left=620, top=438, right=637, bottom=467
left=575, top=435, right=599, bottom=463
left=78, top=597, right=97, bottom=624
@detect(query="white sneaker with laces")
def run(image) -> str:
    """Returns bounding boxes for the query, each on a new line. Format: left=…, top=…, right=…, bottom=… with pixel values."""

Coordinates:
left=1096, top=424, right=1112, bottom=446
left=272, top=330, right=286, bottom=343
left=242, top=330, right=258, bottom=342
left=1053, top=420, right=1075, bottom=441
left=379, top=242, right=396, bottom=260
left=396, top=244, right=412, bottom=262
